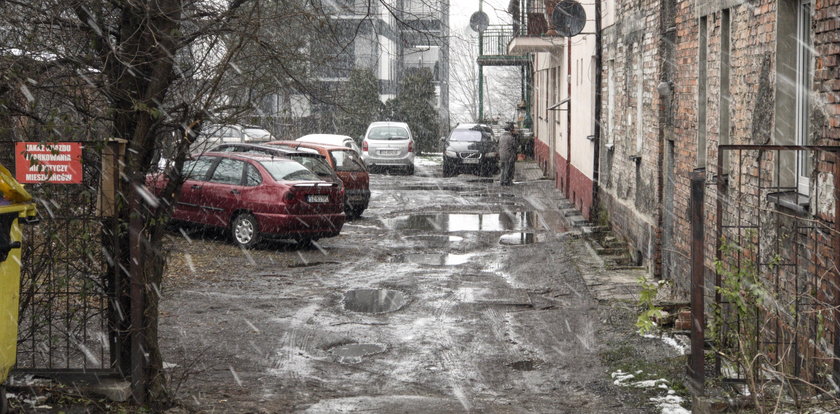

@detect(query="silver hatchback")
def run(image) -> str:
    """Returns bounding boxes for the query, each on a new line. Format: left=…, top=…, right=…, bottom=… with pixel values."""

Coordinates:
left=361, top=121, right=415, bottom=175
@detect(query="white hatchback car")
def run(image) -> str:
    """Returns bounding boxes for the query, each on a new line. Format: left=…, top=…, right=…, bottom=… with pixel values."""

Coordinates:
left=361, top=122, right=415, bottom=175
left=296, top=134, right=361, bottom=155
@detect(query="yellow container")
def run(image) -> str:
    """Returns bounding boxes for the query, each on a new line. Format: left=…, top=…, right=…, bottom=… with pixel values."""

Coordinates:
left=0, top=165, right=36, bottom=396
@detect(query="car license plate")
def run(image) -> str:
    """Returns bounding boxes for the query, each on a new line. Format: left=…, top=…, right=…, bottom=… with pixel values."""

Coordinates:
left=380, top=149, right=398, bottom=156
left=463, top=158, right=479, bottom=164
left=307, top=194, right=329, bottom=203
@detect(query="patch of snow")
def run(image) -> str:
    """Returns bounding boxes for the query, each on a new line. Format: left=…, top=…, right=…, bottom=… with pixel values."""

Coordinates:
left=416, top=154, right=442, bottom=167
left=612, top=370, right=689, bottom=413
left=650, top=394, right=690, bottom=414
left=611, top=370, right=635, bottom=385
left=643, top=333, right=689, bottom=355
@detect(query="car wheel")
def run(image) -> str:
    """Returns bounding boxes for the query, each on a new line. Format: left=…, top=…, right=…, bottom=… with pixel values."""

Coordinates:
left=406, top=164, right=415, bottom=175
left=230, top=213, right=261, bottom=248
left=351, top=206, right=365, bottom=219
left=0, top=386, right=7, bottom=414
left=442, top=160, right=456, bottom=177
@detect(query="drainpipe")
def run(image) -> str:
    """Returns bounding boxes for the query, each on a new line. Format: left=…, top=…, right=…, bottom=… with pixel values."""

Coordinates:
left=478, top=0, right=484, bottom=121
left=592, top=0, right=602, bottom=217
left=566, top=36, right=572, bottom=196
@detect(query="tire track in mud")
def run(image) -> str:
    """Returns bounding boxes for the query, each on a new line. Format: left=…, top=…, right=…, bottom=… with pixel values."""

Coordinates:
left=428, top=285, right=474, bottom=411
left=266, top=303, right=320, bottom=399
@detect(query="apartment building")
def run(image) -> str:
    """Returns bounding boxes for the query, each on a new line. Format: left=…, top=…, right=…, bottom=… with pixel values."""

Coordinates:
left=508, top=0, right=598, bottom=220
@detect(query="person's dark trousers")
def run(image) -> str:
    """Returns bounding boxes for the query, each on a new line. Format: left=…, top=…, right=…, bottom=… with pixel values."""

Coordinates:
left=500, top=160, right=514, bottom=185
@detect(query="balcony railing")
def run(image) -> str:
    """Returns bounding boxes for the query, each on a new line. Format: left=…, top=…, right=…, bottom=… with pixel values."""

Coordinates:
left=480, top=25, right=516, bottom=56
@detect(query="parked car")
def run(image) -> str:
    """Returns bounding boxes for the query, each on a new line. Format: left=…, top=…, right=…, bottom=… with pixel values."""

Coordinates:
left=361, top=121, right=415, bottom=175
left=268, top=141, right=371, bottom=219
left=442, top=123, right=499, bottom=177
left=296, top=134, right=361, bottom=155
left=190, top=124, right=275, bottom=154
left=147, top=152, right=345, bottom=248
left=208, top=143, right=343, bottom=188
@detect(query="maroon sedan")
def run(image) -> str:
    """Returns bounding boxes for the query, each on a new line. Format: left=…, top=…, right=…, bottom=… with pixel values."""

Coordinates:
left=149, top=152, right=345, bottom=248
left=268, top=141, right=370, bottom=219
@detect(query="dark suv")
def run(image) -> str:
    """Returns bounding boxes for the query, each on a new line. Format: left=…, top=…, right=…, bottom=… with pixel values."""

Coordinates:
left=442, top=124, right=499, bottom=177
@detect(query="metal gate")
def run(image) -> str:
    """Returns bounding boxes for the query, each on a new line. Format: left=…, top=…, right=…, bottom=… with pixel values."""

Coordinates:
left=2, top=140, right=123, bottom=375
left=711, top=144, right=840, bottom=393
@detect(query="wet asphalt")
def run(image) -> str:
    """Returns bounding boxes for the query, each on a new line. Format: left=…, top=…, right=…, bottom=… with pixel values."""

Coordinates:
left=159, top=158, right=657, bottom=413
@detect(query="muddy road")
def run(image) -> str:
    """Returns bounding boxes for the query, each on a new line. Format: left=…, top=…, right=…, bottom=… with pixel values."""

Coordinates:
left=160, top=158, right=665, bottom=413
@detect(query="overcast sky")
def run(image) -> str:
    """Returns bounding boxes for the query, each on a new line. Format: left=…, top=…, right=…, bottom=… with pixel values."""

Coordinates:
left=447, top=0, right=520, bottom=124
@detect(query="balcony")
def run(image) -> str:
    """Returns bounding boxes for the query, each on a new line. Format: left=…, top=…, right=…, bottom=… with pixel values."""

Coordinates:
left=477, top=25, right=530, bottom=66
left=506, top=0, right=566, bottom=54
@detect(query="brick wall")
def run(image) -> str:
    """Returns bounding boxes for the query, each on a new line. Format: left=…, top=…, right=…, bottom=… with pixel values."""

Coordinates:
left=593, top=0, right=840, bottom=385
left=597, top=0, right=665, bottom=277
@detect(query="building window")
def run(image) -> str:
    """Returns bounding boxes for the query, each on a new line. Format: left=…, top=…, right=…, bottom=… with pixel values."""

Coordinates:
left=607, top=60, right=615, bottom=147
left=635, top=43, right=644, bottom=154
left=719, top=9, right=731, bottom=174
left=697, top=16, right=708, bottom=169
left=795, top=0, right=812, bottom=195
left=774, top=0, right=812, bottom=195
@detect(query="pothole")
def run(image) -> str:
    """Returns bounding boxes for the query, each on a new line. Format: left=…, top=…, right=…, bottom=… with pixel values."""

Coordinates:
left=510, top=359, right=539, bottom=371
left=381, top=211, right=542, bottom=232
left=499, top=232, right=544, bottom=245
left=343, top=289, right=407, bottom=313
left=330, top=343, right=387, bottom=364
left=391, top=253, right=472, bottom=266
left=402, top=234, right=464, bottom=247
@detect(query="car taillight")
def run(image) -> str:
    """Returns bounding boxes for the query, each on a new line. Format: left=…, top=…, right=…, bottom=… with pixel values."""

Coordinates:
left=408, top=141, right=413, bottom=153
left=362, top=140, right=368, bottom=152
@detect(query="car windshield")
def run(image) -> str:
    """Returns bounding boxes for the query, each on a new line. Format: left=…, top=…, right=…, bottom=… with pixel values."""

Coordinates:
left=288, top=155, right=334, bottom=177
left=449, top=130, right=485, bottom=142
left=331, top=150, right=366, bottom=172
left=258, top=159, right=320, bottom=181
left=368, top=126, right=409, bottom=140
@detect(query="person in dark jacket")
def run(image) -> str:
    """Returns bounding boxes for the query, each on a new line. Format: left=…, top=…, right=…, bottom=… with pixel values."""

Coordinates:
left=499, top=123, right=517, bottom=186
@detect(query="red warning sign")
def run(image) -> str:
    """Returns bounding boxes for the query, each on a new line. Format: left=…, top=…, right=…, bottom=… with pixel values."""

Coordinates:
left=15, top=142, right=83, bottom=184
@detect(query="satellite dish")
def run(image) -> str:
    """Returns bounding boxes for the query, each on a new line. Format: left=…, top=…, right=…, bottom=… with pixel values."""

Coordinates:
left=551, top=0, right=586, bottom=37
left=469, top=11, right=490, bottom=32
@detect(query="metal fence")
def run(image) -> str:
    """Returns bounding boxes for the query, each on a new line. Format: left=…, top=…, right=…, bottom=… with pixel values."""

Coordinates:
left=3, top=140, right=121, bottom=374
left=711, top=145, right=840, bottom=394
left=480, top=25, right=516, bottom=57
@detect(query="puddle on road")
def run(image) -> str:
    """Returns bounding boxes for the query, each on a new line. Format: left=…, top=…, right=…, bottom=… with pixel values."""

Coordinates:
left=510, top=360, right=539, bottom=371
left=330, top=343, right=387, bottom=364
left=402, top=235, right=464, bottom=247
left=343, top=289, right=407, bottom=313
left=381, top=211, right=542, bottom=232
left=461, top=193, right=516, bottom=198
left=395, top=185, right=477, bottom=192
left=391, top=253, right=472, bottom=266
left=499, top=232, right=544, bottom=245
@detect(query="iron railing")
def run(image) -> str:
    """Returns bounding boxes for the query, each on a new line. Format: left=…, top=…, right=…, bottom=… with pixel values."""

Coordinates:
left=702, top=144, right=840, bottom=397
left=480, top=25, right=517, bottom=57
